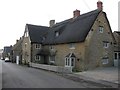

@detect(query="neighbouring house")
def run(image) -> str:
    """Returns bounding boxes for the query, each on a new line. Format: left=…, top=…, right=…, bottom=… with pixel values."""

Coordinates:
left=12, top=37, right=23, bottom=64
left=0, top=49, right=3, bottom=59
left=22, top=1, right=115, bottom=71
left=2, top=46, right=12, bottom=60
left=113, top=31, right=120, bottom=67
left=22, top=24, right=49, bottom=65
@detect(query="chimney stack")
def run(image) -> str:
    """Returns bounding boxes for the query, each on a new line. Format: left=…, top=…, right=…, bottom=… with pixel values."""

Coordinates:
left=97, top=0, right=103, bottom=10
left=73, top=9, right=80, bottom=19
left=49, top=20, right=55, bottom=27
left=16, top=39, right=19, bottom=43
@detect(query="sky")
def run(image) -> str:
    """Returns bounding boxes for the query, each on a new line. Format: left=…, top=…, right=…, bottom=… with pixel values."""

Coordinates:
left=0, top=0, right=119, bottom=49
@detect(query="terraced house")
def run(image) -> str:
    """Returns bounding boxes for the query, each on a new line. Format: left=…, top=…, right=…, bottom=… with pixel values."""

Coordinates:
left=113, top=31, right=120, bottom=66
left=22, top=1, right=115, bottom=71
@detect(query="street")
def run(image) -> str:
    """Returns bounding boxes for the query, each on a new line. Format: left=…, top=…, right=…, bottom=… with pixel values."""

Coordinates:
left=1, top=60, right=117, bottom=88
left=1, top=60, right=90, bottom=88
left=0, top=60, right=2, bottom=89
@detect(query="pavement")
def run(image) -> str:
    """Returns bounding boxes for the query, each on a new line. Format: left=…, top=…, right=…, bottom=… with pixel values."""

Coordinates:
left=63, top=67, right=119, bottom=88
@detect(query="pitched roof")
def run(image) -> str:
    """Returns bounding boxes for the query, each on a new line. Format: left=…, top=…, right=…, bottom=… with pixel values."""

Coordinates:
left=44, top=9, right=101, bottom=45
left=26, top=24, right=49, bottom=44
left=3, top=46, right=12, bottom=53
left=115, top=31, right=120, bottom=35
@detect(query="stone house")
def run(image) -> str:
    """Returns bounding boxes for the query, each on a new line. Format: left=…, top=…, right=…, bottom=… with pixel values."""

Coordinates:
left=12, top=37, right=23, bottom=64
left=113, top=31, right=120, bottom=66
left=22, top=1, right=115, bottom=71
left=0, top=49, right=3, bottom=59
left=2, top=46, right=12, bottom=60
left=43, top=1, right=115, bottom=71
left=22, top=24, right=49, bottom=65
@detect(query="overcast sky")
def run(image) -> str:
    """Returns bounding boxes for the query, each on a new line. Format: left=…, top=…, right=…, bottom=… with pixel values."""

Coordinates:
left=0, top=0, right=119, bottom=49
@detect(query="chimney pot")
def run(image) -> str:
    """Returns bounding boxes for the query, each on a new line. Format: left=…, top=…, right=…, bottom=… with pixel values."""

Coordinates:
left=97, top=0, right=103, bottom=10
left=16, top=40, right=19, bottom=43
left=73, top=9, right=80, bottom=19
left=49, top=20, right=55, bottom=27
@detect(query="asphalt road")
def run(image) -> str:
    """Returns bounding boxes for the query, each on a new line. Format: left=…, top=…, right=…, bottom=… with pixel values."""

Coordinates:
left=2, top=60, right=90, bottom=88
left=0, top=60, right=2, bottom=89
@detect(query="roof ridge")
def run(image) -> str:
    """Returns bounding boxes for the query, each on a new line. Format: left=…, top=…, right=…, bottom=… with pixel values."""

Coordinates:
left=26, top=23, right=49, bottom=28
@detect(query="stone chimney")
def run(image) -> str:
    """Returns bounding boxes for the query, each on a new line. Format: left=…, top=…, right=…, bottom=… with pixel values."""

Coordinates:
left=49, top=20, right=55, bottom=27
left=16, top=39, right=19, bottom=43
left=73, top=9, right=80, bottom=19
left=97, top=0, right=103, bottom=10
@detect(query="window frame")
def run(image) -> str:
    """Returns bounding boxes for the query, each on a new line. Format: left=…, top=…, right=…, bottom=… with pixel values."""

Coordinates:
left=35, top=55, right=41, bottom=61
left=99, top=26, right=104, bottom=33
left=103, top=41, right=109, bottom=48
left=35, top=44, right=41, bottom=49
left=65, top=57, right=75, bottom=67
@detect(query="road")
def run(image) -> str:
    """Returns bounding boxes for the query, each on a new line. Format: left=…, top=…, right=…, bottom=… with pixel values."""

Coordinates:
left=1, top=60, right=110, bottom=88
left=0, top=60, right=2, bottom=89
left=2, top=60, right=90, bottom=88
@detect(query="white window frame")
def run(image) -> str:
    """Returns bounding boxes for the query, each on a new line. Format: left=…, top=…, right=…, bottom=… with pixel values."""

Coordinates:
left=35, top=44, right=41, bottom=49
left=35, top=55, right=41, bottom=61
left=65, top=57, right=75, bottom=67
left=99, top=26, right=104, bottom=33
left=49, top=56, right=55, bottom=64
left=114, top=52, right=120, bottom=60
left=103, top=42, right=109, bottom=48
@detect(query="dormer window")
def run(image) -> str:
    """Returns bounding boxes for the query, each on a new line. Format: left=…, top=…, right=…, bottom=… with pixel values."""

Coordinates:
left=99, top=26, right=104, bottom=33
left=55, top=31, right=59, bottom=37
left=42, top=37, right=46, bottom=42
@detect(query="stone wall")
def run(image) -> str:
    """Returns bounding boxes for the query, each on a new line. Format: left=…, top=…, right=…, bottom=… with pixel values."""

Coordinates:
left=84, top=12, right=114, bottom=70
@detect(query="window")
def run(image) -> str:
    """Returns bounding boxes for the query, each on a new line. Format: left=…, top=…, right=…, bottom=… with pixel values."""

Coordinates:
left=103, top=42, right=109, bottom=48
left=119, top=53, right=120, bottom=59
left=55, top=31, right=59, bottom=37
left=65, top=58, right=70, bottom=66
left=99, top=26, right=104, bottom=33
left=71, top=58, right=74, bottom=66
left=65, top=56, right=75, bottom=67
left=49, top=46, right=54, bottom=50
left=25, top=43, right=27, bottom=48
left=25, top=31, right=29, bottom=37
left=114, top=52, right=120, bottom=59
left=42, top=37, right=46, bottom=42
left=102, top=59, right=109, bottom=64
left=114, top=53, right=117, bottom=59
left=35, top=44, right=41, bottom=49
left=49, top=56, right=55, bottom=62
left=69, top=43, right=75, bottom=49
left=35, top=55, right=41, bottom=60
left=65, top=58, right=68, bottom=66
